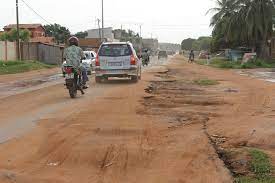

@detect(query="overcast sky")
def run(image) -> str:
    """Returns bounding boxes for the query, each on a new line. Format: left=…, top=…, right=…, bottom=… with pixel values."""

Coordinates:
left=1, top=0, right=216, bottom=43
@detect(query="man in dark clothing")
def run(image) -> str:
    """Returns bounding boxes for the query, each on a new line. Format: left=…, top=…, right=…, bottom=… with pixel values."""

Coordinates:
left=188, top=50, right=195, bottom=63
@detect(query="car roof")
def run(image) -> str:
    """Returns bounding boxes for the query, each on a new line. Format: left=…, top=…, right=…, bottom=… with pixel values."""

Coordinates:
left=102, top=42, right=132, bottom=46
left=84, top=50, right=96, bottom=53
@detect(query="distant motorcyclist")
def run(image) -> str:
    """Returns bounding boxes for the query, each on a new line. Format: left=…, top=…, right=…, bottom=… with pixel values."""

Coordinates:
left=142, top=49, right=150, bottom=66
left=63, top=36, right=89, bottom=88
left=188, top=50, right=195, bottom=63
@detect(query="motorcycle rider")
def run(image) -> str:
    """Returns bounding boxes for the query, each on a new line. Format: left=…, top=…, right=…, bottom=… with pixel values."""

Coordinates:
left=142, top=49, right=150, bottom=66
left=63, top=36, right=89, bottom=89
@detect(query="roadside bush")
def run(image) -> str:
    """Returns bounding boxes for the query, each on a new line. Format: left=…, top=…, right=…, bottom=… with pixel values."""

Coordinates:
left=198, top=58, right=275, bottom=69
left=0, top=60, right=55, bottom=75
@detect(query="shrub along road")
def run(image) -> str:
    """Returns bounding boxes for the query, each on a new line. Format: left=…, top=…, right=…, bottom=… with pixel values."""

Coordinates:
left=0, top=61, right=55, bottom=75
left=1, top=56, right=275, bottom=182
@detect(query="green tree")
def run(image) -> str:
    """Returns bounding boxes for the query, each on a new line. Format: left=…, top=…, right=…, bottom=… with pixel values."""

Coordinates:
left=75, top=31, right=88, bottom=39
left=0, top=29, right=30, bottom=42
left=209, top=0, right=275, bottom=58
left=19, top=29, right=31, bottom=42
left=192, top=40, right=200, bottom=50
left=197, top=37, right=212, bottom=50
left=181, top=38, right=196, bottom=50
left=0, top=32, right=11, bottom=41
left=44, top=24, right=71, bottom=44
left=188, top=37, right=212, bottom=51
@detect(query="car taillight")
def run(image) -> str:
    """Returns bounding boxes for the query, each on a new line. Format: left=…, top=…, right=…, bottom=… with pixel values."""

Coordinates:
left=130, top=55, right=136, bottom=65
left=64, top=67, right=73, bottom=74
left=96, top=55, right=100, bottom=66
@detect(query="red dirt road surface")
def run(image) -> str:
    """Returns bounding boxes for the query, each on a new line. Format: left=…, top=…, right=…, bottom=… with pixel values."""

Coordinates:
left=1, top=56, right=275, bottom=183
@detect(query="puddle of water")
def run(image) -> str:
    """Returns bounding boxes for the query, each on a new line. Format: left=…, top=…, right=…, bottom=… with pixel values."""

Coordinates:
left=12, top=74, right=62, bottom=88
left=0, top=74, right=63, bottom=99
left=264, top=79, right=275, bottom=83
left=238, top=71, right=275, bottom=83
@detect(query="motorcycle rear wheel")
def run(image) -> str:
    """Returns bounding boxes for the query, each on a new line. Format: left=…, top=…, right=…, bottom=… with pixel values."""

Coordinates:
left=69, top=88, right=77, bottom=98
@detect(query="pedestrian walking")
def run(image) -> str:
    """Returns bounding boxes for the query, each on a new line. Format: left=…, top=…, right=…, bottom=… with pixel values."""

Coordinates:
left=188, top=50, right=195, bottom=63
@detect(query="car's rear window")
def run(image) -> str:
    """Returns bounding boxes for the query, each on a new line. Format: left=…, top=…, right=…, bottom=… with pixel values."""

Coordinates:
left=99, top=44, right=132, bottom=57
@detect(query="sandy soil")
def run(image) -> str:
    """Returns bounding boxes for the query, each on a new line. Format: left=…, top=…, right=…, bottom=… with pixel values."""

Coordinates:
left=1, top=56, right=275, bottom=183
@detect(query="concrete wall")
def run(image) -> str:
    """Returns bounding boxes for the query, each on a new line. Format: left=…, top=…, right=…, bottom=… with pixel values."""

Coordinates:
left=21, top=42, right=38, bottom=61
left=21, top=42, right=63, bottom=65
left=0, top=41, right=17, bottom=61
left=0, top=41, right=63, bottom=64
left=38, top=44, right=63, bottom=65
left=0, top=42, right=5, bottom=60
left=7, top=42, right=17, bottom=60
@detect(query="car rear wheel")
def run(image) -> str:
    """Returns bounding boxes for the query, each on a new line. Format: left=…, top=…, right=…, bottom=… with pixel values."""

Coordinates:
left=138, top=68, right=142, bottom=80
left=131, top=76, right=138, bottom=83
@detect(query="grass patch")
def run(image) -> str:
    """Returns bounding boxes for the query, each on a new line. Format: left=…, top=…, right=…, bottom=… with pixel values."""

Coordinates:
left=235, top=149, right=275, bottom=183
left=197, top=58, right=275, bottom=69
left=0, top=60, right=55, bottom=75
left=236, top=176, right=275, bottom=183
left=194, top=79, right=219, bottom=86
left=250, top=149, right=272, bottom=178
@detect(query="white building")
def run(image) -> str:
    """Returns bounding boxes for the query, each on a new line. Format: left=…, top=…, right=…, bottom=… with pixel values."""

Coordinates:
left=86, top=27, right=114, bottom=41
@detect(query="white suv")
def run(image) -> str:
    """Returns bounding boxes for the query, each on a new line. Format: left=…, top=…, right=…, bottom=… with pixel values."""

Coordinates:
left=95, top=42, right=141, bottom=83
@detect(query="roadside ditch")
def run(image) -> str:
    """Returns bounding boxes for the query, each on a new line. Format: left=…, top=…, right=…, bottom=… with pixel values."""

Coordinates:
left=139, top=68, right=275, bottom=182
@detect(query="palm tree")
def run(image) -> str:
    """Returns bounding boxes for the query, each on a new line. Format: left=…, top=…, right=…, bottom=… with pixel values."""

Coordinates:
left=207, top=0, right=237, bottom=26
left=207, top=0, right=242, bottom=48
left=209, top=0, right=275, bottom=59
left=243, top=0, right=274, bottom=58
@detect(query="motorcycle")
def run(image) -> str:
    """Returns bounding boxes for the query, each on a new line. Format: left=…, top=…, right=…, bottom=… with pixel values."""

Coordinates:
left=142, top=59, right=149, bottom=66
left=142, top=56, right=150, bottom=66
left=63, top=65, right=85, bottom=98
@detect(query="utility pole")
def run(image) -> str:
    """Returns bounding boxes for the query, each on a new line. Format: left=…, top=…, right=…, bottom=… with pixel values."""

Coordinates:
left=139, top=25, right=142, bottom=38
left=16, top=0, right=20, bottom=60
left=101, top=0, right=104, bottom=42
left=97, top=18, right=102, bottom=41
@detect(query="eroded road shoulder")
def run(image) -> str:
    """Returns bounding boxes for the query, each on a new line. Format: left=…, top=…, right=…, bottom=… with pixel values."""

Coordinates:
left=2, top=56, right=275, bottom=183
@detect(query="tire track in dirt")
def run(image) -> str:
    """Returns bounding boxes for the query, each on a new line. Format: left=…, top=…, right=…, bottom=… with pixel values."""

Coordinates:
left=4, top=55, right=275, bottom=182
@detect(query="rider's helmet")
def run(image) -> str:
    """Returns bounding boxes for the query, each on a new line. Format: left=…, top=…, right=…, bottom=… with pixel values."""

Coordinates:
left=68, top=36, right=79, bottom=46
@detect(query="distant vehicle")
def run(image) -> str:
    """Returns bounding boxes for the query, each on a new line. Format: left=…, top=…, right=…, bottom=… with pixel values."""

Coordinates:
left=167, top=51, right=175, bottom=55
left=83, top=51, right=97, bottom=75
left=158, top=51, right=168, bottom=59
left=95, top=42, right=142, bottom=83
left=62, top=51, right=96, bottom=76
left=199, top=51, right=211, bottom=60
left=199, top=51, right=208, bottom=59
left=216, top=51, right=225, bottom=57
left=142, top=49, right=150, bottom=66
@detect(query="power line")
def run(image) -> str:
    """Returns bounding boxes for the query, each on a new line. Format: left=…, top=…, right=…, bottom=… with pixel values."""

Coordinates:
left=20, top=0, right=51, bottom=24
